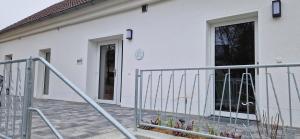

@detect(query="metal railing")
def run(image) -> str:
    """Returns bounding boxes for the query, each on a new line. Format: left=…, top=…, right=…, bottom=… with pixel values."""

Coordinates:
left=0, top=58, right=27, bottom=139
left=0, top=57, right=136, bottom=139
left=135, top=64, right=300, bottom=138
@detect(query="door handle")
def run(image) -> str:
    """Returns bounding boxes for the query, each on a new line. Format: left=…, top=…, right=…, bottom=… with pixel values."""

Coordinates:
left=256, top=62, right=259, bottom=75
left=113, top=69, right=116, bottom=77
left=241, top=102, right=254, bottom=106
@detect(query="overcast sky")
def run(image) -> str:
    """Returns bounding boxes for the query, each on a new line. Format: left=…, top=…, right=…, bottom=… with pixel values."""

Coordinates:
left=0, top=0, right=62, bottom=30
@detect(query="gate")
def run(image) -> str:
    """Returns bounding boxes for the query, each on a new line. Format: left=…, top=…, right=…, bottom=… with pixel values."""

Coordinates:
left=0, top=57, right=136, bottom=139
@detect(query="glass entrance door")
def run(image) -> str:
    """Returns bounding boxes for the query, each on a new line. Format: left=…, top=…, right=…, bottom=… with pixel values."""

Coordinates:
left=214, top=21, right=256, bottom=115
left=99, top=44, right=116, bottom=101
left=97, top=40, right=122, bottom=105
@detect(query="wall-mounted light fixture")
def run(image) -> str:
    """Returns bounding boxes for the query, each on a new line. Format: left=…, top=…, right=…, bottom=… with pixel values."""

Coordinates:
left=142, top=4, right=148, bottom=13
left=126, top=29, right=133, bottom=40
left=272, top=0, right=281, bottom=18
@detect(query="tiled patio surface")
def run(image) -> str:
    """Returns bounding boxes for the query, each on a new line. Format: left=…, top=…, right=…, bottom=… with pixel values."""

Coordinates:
left=31, top=99, right=135, bottom=139
left=24, top=99, right=300, bottom=139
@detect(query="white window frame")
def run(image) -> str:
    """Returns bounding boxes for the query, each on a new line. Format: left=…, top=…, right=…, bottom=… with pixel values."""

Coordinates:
left=209, top=17, right=259, bottom=120
left=97, top=39, right=122, bottom=105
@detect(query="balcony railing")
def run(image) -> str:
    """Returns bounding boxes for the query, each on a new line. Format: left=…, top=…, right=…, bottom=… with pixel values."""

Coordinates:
left=135, top=64, right=300, bottom=138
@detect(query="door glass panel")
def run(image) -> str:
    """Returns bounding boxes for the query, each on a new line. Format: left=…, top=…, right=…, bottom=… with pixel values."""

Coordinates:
left=43, top=51, right=51, bottom=95
left=99, top=44, right=115, bottom=100
left=4, top=55, right=12, bottom=95
left=215, top=22, right=255, bottom=114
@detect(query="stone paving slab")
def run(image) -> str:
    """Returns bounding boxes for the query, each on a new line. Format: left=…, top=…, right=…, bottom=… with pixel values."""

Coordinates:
left=31, top=99, right=135, bottom=139
left=26, top=99, right=300, bottom=139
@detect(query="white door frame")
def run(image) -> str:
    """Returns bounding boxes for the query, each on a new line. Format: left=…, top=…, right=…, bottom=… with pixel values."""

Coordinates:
left=209, top=17, right=259, bottom=120
left=97, top=39, right=122, bottom=105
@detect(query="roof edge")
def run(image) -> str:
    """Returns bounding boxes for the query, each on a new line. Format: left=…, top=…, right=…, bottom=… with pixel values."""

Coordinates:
left=0, top=0, right=163, bottom=43
left=0, top=0, right=96, bottom=34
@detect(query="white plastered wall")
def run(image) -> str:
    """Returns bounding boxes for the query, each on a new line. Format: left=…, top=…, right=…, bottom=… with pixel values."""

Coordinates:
left=0, top=0, right=300, bottom=126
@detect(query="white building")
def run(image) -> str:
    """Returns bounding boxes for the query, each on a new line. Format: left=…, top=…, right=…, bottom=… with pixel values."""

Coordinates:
left=1, top=0, right=300, bottom=128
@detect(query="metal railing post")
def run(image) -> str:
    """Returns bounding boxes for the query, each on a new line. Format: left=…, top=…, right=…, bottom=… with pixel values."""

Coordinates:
left=265, top=68, right=270, bottom=128
left=22, top=58, right=35, bottom=139
left=228, top=69, right=232, bottom=124
left=139, top=71, right=143, bottom=127
left=28, top=108, right=63, bottom=139
left=134, top=69, right=139, bottom=131
left=246, top=68, right=250, bottom=127
left=287, top=67, right=292, bottom=127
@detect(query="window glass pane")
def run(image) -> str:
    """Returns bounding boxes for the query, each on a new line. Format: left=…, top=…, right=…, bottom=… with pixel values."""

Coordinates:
left=99, top=45, right=115, bottom=100
left=215, top=22, right=256, bottom=114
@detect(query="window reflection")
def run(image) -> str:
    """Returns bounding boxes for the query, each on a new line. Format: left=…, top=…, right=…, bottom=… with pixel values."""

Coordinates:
left=215, top=22, right=256, bottom=114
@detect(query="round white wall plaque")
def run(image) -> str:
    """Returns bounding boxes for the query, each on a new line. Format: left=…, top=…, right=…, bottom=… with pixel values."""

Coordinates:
left=135, top=48, right=144, bottom=60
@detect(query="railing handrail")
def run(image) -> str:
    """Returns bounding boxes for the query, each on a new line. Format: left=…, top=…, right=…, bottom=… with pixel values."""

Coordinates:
left=35, top=57, right=136, bottom=139
left=140, top=63, right=300, bottom=71
left=0, top=57, right=136, bottom=138
left=28, top=108, right=63, bottom=139
left=0, top=133, right=11, bottom=139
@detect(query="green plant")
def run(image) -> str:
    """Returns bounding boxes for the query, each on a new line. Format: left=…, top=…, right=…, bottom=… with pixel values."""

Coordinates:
left=157, top=113, right=161, bottom=125
left=207, top=124, right=218, bottom=136
left=270, top=113, right=279, bottom=139
left=166, top=118, right=175, bottom=127
left=258, top=111, right=282, bottom=138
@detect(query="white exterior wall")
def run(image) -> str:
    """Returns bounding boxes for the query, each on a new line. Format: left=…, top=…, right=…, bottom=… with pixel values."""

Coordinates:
left=1, top=0, right=300, bottom=126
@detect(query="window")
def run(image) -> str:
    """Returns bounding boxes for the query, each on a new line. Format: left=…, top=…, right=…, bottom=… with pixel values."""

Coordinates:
left=40, top=49, right=51, bottom=95
left=214, top=22, right=256, bottom=114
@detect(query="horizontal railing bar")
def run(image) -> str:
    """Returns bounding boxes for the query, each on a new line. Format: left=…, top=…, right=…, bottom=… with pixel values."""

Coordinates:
left=140, top=63, right=300, bottom=71
left=28, top=107, right=63, bottom=139
left=36, top=57, right=137, bottom=139
left=0, top=133, right=11, bottom=139
left=140, top=123, right=231, bottom=139
left=2, top=58, right=300, bottom=71
left=0, top=59, right=27, bottom=64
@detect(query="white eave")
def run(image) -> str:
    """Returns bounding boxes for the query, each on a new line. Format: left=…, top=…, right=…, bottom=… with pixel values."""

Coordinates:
left=0, top=0, right=162, bottom=43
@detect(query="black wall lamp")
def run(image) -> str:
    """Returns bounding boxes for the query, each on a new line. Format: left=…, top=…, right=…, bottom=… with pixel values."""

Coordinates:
left=272, top=0, right=281, bottom=18
left=126, top=29, right=133, bottom=40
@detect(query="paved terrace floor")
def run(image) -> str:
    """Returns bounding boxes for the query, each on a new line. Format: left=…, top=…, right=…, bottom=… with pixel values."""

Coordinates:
left=29, top=99, right=300, bottom=139
left=31, top=99, right=135, bottom=139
